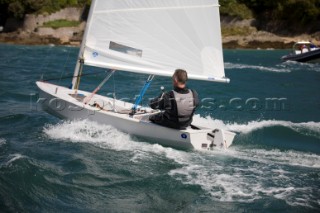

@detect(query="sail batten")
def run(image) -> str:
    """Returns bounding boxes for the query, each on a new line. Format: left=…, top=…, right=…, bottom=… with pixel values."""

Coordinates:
left=82, top=0, right=228, bottom=83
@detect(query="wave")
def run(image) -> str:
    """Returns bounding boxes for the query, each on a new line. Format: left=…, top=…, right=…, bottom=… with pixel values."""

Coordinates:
left=44, top=120, right=132, bottom=150
left=229, top=120, right=320, bottom=138
left=0, top=113, right=30, bottom=124
left=0, top=138, right=6, bottom=146
left=231, top=148, right=320, bottom=168
left=43, top=117, right=320, bottom=152
left=224, top=62, right=291, bottom=73
left=43, top=120, right=175, bottom=162
left=1, top=153, right=26, bottom=167
left=168, top=147, right=320, bottom=208
left=225, top=61, right=320, bottom=73
left=192, top=115, right=320, bottom=139
left=168, top=147, right=320, bottom=207
left=42, top=118, right=320, bottom=168
left=42, top=119, right=320, bottom=207
left=283, top=60, right=320, bottom=72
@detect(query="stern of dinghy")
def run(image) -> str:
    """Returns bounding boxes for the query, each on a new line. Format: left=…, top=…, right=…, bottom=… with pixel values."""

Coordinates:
left=188, top=127, right=236, bottom=151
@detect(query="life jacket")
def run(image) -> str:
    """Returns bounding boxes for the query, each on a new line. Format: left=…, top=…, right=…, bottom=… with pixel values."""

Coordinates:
left=172, top=89, right=196, bottom=127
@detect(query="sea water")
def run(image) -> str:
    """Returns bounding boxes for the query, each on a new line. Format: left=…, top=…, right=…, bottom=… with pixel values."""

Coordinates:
left=0, top=44, right=319, bottom=212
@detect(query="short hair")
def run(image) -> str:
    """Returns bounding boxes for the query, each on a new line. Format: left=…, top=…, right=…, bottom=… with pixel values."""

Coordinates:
left=173, top=69, right=188, bottom=84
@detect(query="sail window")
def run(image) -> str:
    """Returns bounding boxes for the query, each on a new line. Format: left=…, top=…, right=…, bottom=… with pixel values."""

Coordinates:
left=109, top=41, right=142, bottom=57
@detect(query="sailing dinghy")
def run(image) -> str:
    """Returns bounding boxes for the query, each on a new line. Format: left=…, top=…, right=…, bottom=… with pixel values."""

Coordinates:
left=36, top=0, right=236, bottom=151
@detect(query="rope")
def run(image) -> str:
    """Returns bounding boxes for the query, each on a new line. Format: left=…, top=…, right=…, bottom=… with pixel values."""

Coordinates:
left=83, top=70, right=116, bottom=104
left=131, top=75, right=155, bottom=113
left=58, top=48, right=72, bottom=84
left=41, top=70, right=107, bottom=82
left=39, top=47, right=55, bottom=79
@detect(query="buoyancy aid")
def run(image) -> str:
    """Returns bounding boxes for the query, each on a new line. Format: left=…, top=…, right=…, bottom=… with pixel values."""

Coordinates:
left=172, top=89, right=196, bottom=125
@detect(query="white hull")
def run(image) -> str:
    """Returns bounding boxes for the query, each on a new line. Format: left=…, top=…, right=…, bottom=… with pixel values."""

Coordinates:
left=36, top=81, right=235, bottom=151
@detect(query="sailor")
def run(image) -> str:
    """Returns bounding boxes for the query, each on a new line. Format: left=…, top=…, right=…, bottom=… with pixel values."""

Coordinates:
left=300, top=44, right=307, bottom=53
left=149, top=69, right=199, bottom=129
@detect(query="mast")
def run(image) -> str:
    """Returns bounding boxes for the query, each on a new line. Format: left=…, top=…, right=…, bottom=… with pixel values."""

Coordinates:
left=71, top=0, right=97, bottom=90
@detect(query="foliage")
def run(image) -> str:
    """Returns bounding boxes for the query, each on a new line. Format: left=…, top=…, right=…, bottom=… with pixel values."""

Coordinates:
left=238, top=0, right=320, bottom=25
left=0, top=0, right=91, bottom=18
left=220, top=0, right=253, bottom=19
left=0, top=0, right=319, bottom=34
left=7, top=1, right=25, bottom=18
left=221, top=26, right=256, bottom=37
left=220, top=0, right=320, bottom=33
left=41, top=19, right=81, bottom=29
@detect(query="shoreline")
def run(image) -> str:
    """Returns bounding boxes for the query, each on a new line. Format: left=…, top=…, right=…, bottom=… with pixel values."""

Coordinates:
left=0, top=30, right=318, bottom=49
left=1, top=7, right=319, bottom=50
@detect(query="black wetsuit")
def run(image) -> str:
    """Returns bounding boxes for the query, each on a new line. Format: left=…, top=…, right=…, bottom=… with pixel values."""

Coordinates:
left=149, top=87, right=199, bottom=129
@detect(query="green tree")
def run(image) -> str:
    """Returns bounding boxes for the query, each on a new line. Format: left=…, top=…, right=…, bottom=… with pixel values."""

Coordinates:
left=220, top=0, right=253, bottom=19
left=7, top=0, right=25, bottom=18
left=25, top=0, right=49, bottom=12
left=0, top=0, right=91, bottom=19
left=239, top=0, right=320, bottom=33
left=239, top=0, right=320, bottom=23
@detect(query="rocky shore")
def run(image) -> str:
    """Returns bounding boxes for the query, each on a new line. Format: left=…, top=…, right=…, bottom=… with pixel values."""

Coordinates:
left=223, top=31, right=320, bottom=49
left=0, top=8, right=319, bottom=49
left=1, top=29, right=319, bottom=49
left=0, top=28, right=84, bottom=47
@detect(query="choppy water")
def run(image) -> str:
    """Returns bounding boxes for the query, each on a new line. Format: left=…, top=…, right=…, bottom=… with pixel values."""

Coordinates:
left=0, top=44, right=319, bottom=212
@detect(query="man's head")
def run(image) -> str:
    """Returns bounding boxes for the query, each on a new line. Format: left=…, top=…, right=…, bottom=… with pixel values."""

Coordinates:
left=172, top=69, right=188, bottom=88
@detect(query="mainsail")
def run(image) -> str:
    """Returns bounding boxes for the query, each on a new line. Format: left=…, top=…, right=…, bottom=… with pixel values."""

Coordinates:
left=76, top=0, right=228, bottom=84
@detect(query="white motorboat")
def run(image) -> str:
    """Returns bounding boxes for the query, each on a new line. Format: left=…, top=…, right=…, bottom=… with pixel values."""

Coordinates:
left=281, top=41, right=320, bottom=63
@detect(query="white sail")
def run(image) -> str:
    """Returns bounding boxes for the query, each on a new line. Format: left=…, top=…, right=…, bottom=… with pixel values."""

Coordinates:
left=82, top=0, right=228, bottom=83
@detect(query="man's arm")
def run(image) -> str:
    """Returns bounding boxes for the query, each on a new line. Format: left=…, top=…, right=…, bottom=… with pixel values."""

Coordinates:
left=192, top=90, right=200, bottom=108
left=149, top=92, right=172, bottom=110
left=149, top=93, right=165, bottom=109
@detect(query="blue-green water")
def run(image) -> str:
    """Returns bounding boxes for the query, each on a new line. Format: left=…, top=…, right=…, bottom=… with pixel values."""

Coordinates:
left=0, top=44, right=319, bottom=212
